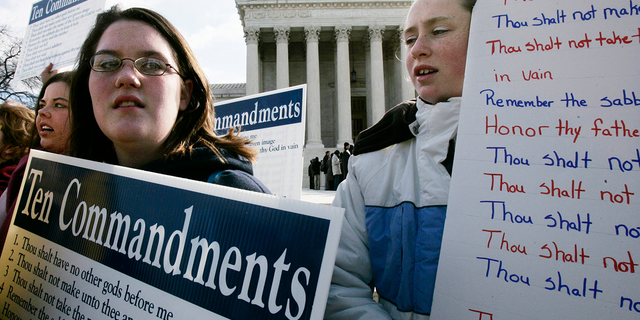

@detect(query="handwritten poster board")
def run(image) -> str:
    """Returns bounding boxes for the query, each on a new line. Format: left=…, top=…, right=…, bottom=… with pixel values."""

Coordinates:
left=0, top=150, right=343, bottom=319
left=431, top=0, right=639, bottom=319
left=214, top=85, right=307, bottom=199
left=14, top=0, right=105, bottom=81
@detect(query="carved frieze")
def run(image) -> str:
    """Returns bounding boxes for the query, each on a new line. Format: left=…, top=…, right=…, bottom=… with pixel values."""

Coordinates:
left=238, top=1, right=411, bottom=24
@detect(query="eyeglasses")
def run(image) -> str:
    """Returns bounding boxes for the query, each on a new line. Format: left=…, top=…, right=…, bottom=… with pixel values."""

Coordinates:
left=89, top=54, right=178, bottom=76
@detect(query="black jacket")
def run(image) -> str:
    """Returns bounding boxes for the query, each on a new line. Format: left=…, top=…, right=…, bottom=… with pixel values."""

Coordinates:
left=140, top=147, right=270, bottom=193
left=353, top=99, right=455, bottom=175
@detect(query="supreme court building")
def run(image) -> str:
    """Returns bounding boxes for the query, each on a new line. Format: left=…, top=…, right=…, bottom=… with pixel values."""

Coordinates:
left=232, top=0, right=417, bottom=186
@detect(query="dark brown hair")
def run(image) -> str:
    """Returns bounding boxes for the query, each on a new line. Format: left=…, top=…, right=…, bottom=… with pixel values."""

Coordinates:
left=69, top=6, right=256, bottom=165
left=459, top=0, right=477, bottom=12
left=0, top=100, right=35, bottom=162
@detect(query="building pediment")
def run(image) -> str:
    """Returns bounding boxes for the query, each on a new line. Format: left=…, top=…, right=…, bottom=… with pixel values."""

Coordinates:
left=237, top=1, right=411, bottom=28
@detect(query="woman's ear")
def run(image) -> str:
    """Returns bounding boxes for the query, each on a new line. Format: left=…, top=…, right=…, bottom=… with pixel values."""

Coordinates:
left=179, top=79, right=193, bottom=111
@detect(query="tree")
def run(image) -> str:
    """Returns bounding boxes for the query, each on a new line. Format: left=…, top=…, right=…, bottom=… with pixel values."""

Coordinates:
left=0, top=24, right=41, bottom=108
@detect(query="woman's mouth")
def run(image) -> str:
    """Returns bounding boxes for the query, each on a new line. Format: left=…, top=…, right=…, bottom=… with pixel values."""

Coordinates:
left=114, top=95, right=144, bottom=109
left=38, top=122, right=54, bottom=133
left=117, top=101, right=140, bottom=108
left=414, top=66, right=437, bottom=82
left=418, top=69, right=435, bottom=75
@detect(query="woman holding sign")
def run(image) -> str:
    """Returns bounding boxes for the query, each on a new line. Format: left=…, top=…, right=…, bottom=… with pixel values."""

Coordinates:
left=0, top=71, right=73, bottom=249
left=325, top=0, right=476, bottom=318
left=68, top=6, right=269, bottom=193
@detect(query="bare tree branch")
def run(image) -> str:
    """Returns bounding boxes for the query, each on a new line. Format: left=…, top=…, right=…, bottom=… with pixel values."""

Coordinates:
left=0, top=24, right=40, bottom=108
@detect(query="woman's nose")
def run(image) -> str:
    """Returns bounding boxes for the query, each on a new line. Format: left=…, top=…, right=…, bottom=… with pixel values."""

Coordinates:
left=410, top=35, right=431, bottom=58
left=115, top=60, right=142, bottom=88
left=38, top=106, right=50, bottom=117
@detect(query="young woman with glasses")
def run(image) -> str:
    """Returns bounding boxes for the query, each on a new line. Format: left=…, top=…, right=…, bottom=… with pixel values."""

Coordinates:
left=68, top=6, right=269, bottom=193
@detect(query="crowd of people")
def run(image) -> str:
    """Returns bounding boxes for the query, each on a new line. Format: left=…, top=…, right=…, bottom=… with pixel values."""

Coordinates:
left=308, top=142, right=353, bottom=191
left=1, top=0, right=475, bottom=318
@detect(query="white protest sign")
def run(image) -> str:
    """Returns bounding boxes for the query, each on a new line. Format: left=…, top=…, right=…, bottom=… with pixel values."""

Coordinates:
left=214, top=85, right=307, bottom=199
left=14, top=0, right=105, bottom=81
left=431, top=0, right=639, bottom=319
left=0, top=150, right=343, bottom=320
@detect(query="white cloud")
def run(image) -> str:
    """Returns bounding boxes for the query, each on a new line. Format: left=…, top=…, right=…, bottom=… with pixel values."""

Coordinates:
left=0, top=0, right=32, bottom=36
left=188, top=21, right=247, bottom=83
left=115, top=0, right=247, bottom=83
left=188, top=25, right=218, bottom=49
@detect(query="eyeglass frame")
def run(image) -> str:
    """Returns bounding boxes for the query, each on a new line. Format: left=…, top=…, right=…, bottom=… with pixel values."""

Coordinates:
left=89, top=53, right=180, bottom=76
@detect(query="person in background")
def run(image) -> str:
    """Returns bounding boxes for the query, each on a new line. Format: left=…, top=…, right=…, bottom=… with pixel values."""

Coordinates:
left=68, top=6, right=269, bottom=193
left=33, top=72, right=74, bottom=154
left=0, top=71, right=73, bottom=250
left=0, top=101, right=35, bottom=194
left=325, top=0, right=476, bottom=318
left=308, top=159, right=316, bottom=189
left=331, top=150, right=342, bottom=190
left=326, top=154, right=334, bottom=191
left=312, top=156, right=321, bottom=190
left=322, top=150, right=333, bottom=190
left=340, top=142, right=351, bottom=183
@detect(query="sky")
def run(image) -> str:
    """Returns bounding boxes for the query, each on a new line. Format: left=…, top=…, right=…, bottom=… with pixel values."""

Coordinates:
left=0, top=0, right=248, bottom=84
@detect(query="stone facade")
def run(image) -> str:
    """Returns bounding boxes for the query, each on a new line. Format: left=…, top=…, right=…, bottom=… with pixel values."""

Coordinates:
left=211, top=83, right=246, bottom=103
left=234, top=0, right=416, bottom=189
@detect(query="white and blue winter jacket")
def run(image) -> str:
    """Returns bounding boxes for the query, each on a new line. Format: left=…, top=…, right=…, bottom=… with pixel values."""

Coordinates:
left=325, top=98, right=460, bottom=320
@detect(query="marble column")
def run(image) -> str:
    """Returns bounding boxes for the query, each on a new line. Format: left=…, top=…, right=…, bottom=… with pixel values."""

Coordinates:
left=362, top=36, right=373, bottom=128
left=304, top=26, right=324, bottom=149
left=244, top=27, right=260, bottom=95
left=274, top=26, right=290, bottom=89
left=368, top=25, right=386, bottom=125
left=398, top=28, right=416, bottom=100
left=334, top=25, right=353, bottom=148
